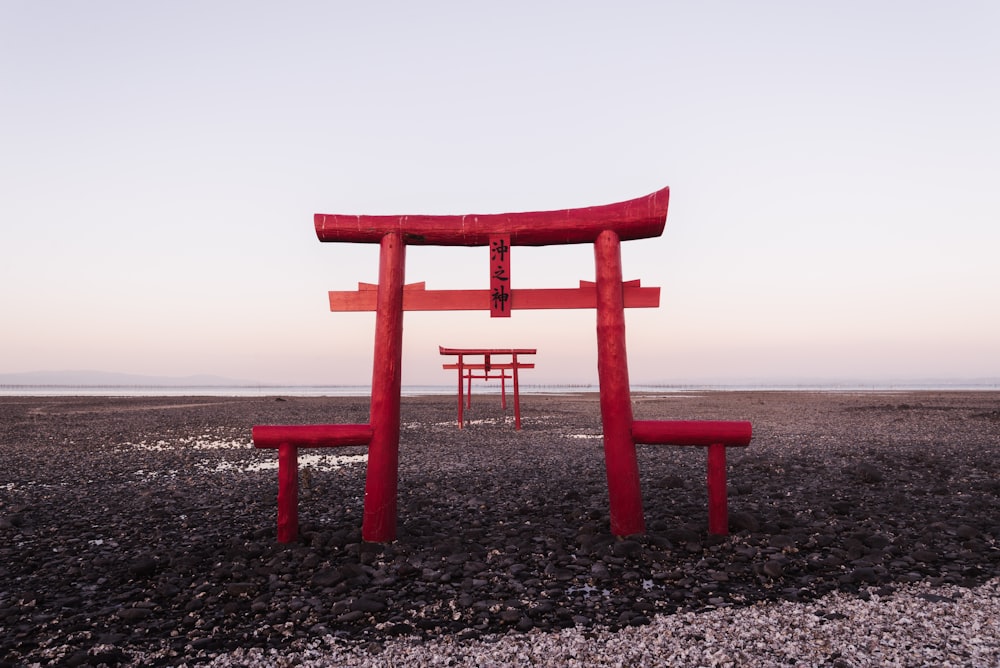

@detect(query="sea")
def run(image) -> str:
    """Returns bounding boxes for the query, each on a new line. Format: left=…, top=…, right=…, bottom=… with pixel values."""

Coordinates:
left=1, top=382, right=997, bottom=397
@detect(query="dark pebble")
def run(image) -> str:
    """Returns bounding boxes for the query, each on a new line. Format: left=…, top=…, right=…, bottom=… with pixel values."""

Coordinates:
left=117, top=607, right=152, bottom=622
left=955, top=525, right=978, bottom=540
left=769, top=535, right=796, bottom=549
left=851, top=567, right=878, bottom=583
left=352, top=596, right=387, bottom=613
left=729, top=512, right=760, bottom=533
left=852, top=463, right=884, bottom=483
left=864, top=534, right=892, bottom=550
left=612, top=540, right=643, bottom=558
left=190, top=637, right=219, bottom=650
left=311, top=569, right=344, bottom=587
left=762, top=560, right=784, bottom=578
left=129, top=555, right=159, bottom=578
left=226, top=582, right=256, bottom=596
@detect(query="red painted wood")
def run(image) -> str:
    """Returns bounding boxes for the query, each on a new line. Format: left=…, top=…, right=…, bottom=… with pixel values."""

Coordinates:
left=441, top=363, right=535, bottom=370
left=512, top=354, right=522, bottom=430
left=363, top=232, right=405, bottom=542
left=355, top=281, right=426, bottom=291
left=315, top=187, right=670, bottom=246
left=466, top=368, right=473, bottom=408
left=253, top=425, right=372, bottom=543
left=579, top=279, right=642, bottom=288
left=490, top=235, right=511, bottom=317
left=329, top=285, right=660, bottom=312
left=253, top=424, right=373, bottom=448
left=631, top=420, right=751, bottom=535
left=448, top=370, right=516, bottom=377
left=456, top=353, right=465, bottom=429
left=594, top=230, right=645, bottom=536
left=631, top=420, right=752, bottom=447
left=277, top=443, right=298, bottom=543
left=441, top=348, right=535, bottom=430
left=440, top=347, right=537, bottom=356
left=707, top=443, right=728, bottom=535
left=443, top=367, right=519, bottom=412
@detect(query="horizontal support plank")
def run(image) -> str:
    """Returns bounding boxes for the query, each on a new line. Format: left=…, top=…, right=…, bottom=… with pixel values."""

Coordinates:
left=329, top=286, right=660, bottom=312
left=315, top=187, right=670, bottom=246
left=252, top=424, right=374, bottom=449
left=632, top=420, right=752, bottom=447
left=356, top=281, right=426, bottom=291
left=442, top=363, right=536, bottom=370
left=440, top=346, right=537, bottom=356
left=578, top=279, right=641, bottom=288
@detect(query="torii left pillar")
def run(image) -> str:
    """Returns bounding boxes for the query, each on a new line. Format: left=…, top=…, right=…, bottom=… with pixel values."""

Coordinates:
left=364, top=231, right=405, bottom=542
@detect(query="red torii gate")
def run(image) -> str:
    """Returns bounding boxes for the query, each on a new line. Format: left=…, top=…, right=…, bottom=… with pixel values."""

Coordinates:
left=439, top=346, right=536, bottom=430
left=253, top=186, right=752, bottom=543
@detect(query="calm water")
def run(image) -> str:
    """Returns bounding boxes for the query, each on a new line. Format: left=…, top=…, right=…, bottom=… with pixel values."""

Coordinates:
left=1, top=383, right=997, bottom=397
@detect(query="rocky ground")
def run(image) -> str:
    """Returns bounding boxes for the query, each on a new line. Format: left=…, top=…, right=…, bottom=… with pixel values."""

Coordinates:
left=1, top=391, right=999, bottom=666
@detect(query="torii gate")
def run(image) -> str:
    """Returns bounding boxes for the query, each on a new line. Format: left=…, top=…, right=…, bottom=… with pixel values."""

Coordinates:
left=253, top=186, right=752, bottom=543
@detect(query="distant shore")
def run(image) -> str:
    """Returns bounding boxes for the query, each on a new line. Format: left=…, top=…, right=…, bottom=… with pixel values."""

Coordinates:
left=2, top=381, right=999, bottom=398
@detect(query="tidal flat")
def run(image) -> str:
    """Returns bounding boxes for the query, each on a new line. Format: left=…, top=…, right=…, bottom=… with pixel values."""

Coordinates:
left=1, top=392, right=998, bottom=666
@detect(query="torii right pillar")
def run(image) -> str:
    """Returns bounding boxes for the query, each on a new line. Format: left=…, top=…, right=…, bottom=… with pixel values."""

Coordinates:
left=594, top=229, right=645, bottom=536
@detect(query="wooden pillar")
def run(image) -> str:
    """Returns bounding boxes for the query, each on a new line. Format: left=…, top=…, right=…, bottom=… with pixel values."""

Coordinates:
left=707, top=443, right=728, bottom=535
left=363, top=231, right=405, bottom=542
left=594, top=230, right=645, bottom=536
left=512, top=360, right=522, bottom=430
left=276, top=443, right=298, bottom=543
left=500, top=369, right=508, bottom=410
left=466, top=368, right=473, bottom=409
left=456, top=354, right=465, bottom=428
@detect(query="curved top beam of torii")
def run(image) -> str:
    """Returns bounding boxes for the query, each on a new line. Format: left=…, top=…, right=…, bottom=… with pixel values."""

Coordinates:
left=314, top=186, right=670, bottom=246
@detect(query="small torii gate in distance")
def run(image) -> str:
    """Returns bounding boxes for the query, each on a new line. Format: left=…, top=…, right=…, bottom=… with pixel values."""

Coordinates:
left=439, top=346, right=536, bottom=430
left=253, top=186, right=752, bottom=543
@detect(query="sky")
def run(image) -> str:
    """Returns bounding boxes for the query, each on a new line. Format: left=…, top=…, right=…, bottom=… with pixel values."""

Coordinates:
left=2, top=1, right=998, bottom=386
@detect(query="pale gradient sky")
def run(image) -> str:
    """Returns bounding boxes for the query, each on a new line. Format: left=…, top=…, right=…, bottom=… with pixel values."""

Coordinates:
left=2, top=1, right=998, bottom=386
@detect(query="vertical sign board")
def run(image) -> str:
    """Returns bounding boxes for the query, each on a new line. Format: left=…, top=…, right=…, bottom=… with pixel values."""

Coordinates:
left=490, top=235, right=511, bottom=317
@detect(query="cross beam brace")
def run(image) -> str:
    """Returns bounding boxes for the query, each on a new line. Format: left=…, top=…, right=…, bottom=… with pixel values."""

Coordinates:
left=329, top=280, right=659, bottom=312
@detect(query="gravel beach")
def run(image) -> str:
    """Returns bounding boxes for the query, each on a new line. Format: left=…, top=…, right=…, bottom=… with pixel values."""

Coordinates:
left=2, top=391, right=999, bottom=666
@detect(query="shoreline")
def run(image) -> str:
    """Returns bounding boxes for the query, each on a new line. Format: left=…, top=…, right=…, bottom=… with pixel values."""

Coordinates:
left=2, top=384, right=999, bottom=399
